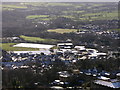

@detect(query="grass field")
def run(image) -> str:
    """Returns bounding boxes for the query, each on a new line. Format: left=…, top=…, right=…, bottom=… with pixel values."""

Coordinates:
left=26, top=15, right=49, bottom=19
left=2, top=7, right=14, bottom=11
left=0, top=43, right=39, bottom=51
left=61, top=15, right=75, bottom=19
left=47, top=29, right=77, bottom=34
left=39, top=18, right=51, bottom=21
left=20, top=35, right=58, bottom=43
left=62, top=10, right=85, bottom=14
left=2, top=5, right=27, bottom=9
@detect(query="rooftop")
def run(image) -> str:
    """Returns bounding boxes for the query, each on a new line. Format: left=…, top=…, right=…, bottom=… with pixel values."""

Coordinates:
left=13, top=43, right=54, bottom=49
left=94, top=80, right=120, bottom=88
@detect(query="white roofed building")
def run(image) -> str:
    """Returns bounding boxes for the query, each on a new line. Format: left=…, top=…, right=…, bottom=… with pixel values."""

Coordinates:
left=57, top=43, right=73, bottom=49
left=74, top=46, right=86, bottom=50
left=13, top=43, right=55, bottom=49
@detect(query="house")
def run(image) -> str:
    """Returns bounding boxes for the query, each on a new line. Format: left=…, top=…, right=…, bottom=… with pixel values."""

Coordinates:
left=58, top=71, right=71, bottom=82
left=91, top=73, right=120, bottom=90
left=50, top=86, right=64, bottom=90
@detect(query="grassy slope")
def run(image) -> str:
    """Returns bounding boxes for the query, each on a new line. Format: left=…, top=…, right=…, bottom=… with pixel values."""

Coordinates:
left=26, top=15, right=49, bottom=19
left=20, top=35, right=58, bottom=43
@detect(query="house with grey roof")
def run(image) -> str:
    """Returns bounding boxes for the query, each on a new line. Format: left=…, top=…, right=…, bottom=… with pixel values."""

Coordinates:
left=91, top=73, right=120, bottom=90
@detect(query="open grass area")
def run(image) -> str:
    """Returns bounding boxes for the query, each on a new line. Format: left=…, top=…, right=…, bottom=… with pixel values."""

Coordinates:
left=83, top=13, right=102, bottom=16
left=2, top=5, right=27, bottom=9
left=0, top=43, right=39, bottom=51
left=47, top=29, right=77, bottom=34
left=61, top=15, right=75, bottom=19
left=26, top=15, right=49, bottom=19
left=40, top=18, right=51, bottom=21
left=62, top=10, right=85, bottom=14
left=2, top=7, right=14, bottom=11
left=20, top=35, right=58, bottom=43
